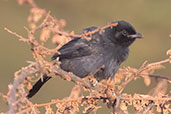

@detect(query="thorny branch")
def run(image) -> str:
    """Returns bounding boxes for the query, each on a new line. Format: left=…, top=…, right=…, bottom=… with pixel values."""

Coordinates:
left=1, top=0, right=171, bottom=114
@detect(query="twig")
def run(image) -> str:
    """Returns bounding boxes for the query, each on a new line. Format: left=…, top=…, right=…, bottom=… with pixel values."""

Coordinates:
left=121, top=96, right=171, bottom=101
left=16, top=97, right=104, bottom=114
left=148, top=74, right=171, bottom=81
left=142, top=101, right=154, bottom=114
left=4, top=28, right=29, bottom=43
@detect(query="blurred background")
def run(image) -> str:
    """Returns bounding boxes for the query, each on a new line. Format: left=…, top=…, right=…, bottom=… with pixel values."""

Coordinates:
left=0, top=0, right=171, bottom=113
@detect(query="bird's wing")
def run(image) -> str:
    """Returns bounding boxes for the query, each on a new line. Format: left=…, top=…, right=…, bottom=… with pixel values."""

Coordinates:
left=51, top=38, right=92, bottom=60
left=51, top=26, right=99, bottom=60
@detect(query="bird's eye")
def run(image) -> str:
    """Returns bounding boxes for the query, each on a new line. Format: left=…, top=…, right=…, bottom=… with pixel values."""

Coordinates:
left=121, top=30, right=128, bottom=36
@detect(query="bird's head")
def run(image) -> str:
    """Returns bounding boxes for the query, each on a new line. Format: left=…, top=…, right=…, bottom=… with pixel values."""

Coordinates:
left=108, top=20, right=143, bottom=47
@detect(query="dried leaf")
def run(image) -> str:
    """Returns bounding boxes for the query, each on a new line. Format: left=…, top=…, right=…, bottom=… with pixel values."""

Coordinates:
left=26, top=82, right=32, bottom=90
left=17, top=0, right=25, bottom=5
left=40, top=29, right=51, bottom=43
left=143, top=76, right=151, bottom=86
left=45, top=105, right=54, bottom=114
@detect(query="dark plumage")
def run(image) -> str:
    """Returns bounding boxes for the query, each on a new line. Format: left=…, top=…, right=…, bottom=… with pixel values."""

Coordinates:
left=27, top=20, right=142, bottom=98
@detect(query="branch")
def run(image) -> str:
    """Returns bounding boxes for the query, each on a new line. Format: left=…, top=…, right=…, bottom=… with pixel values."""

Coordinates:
left=8, top=62, right=40, bottom=114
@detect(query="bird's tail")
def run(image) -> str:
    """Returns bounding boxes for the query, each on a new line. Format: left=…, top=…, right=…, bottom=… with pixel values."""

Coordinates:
left=27, top=74, right=51, bottom=98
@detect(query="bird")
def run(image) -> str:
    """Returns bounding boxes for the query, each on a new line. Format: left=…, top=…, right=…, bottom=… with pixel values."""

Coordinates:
left=27, top=20, right=143, bottom=98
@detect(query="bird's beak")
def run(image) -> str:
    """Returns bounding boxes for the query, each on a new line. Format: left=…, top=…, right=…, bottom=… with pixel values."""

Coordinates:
left=128, top=33, right=143, bottom=39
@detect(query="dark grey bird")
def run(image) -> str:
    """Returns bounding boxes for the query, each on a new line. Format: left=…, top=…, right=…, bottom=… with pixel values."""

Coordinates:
left=27, top=20, right=143, bottom=98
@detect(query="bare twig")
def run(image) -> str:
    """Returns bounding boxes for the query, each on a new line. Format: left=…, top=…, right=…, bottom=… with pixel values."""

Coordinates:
left=4, top=28, right=29, bottom=43
left=148, top=74, right=171, bottom=81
